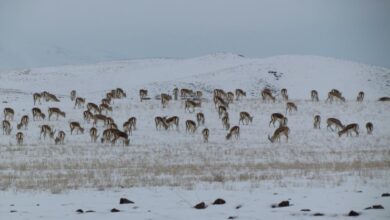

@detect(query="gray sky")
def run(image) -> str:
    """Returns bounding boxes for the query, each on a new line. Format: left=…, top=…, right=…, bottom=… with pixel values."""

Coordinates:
left=0, top=0, right=389, bottom=69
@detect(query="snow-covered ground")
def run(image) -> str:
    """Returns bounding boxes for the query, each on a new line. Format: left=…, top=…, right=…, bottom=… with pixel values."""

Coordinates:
left=0, top=54, right=389, bottom=219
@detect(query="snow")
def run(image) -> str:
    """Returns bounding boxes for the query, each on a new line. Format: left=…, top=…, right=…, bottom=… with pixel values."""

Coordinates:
left=0, top=54, right=389, bottom=219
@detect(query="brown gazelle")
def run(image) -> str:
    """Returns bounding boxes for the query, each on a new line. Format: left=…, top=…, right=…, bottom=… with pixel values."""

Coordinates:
left=33, top=93, right=42, bottom=105
left=115, top=88, right=126, bottom=98
left=218, top=105, right=227, bottom=119
left=313, top=115, right=321, bottom=129
left=17, top=115, right=29, bottom=130
left=181, top=88, right=193, bottom=99
left=48, top=107, right=66, bottom=120
left=155, top=116, right=168, bottom=130
left=356, top=91, right=364, bottom=102
left=101, top=98, right=111, bottom=106
left=214, top=95, right=229, bottom=108
left=4, top=107, right=14, bottom=121
left=202, top=128, right=209, bottom=143
left=338, top=123, right=359, bottom=137
left=32, top=107, right=45, bottom=121
left=165, top=116, right=179, bottom=130
left=101, top=128, right=118, bottom=144
left=281, top=88, right=288, bottom=101
left=16, top=132, right=24, bottom=145
left=227, top=92, right=234, bottom=104
left=226, top=126, right=240, bottom=140
left=2, top=120, right=12, bottom=135
left=74, top=97, right=86, bottom=108
left=55, top=130, right=66, bottom=145
left=311, top=90, right=319, bottom=102
left=222, top=114, right=230, bottom=130
left=123, top=120, right=134, bottom=135
left=87, top=102, right=100, bottom=114
left=196, top=112, right=205, bottom=126
left=268, top=126, right=290, bottom=143
left=70, top=90, right=76, bottom=101
left=139, top=89, right=148, bottom=101
left=173, top=88, right=179, bottom=100
left=99, top=103, right=113, bottom=115
left=366, top=122, right=373, bottom=135
left=239, top=112, right=253, bottom=125
left=185, top=100, right=201, bottom=113
left=269, top=113, right=288, bottom=127
left=326, top=90, right=345, bottom=103
left=83, top=110, right=94, bottom=123
left=161, top=93, right=172, bottom=108
left=112, top=130, right=130, bottom=146
left=69, top=122, right=84, bottom=135
left=128, top=117, right=137, bottom=130
left=40, top=125, right=55, bottom=139
left=195, top=91, right=203, bottom=99
left=326, top=118, right=344, bottom=131
left=286, top=102, right=298, bottom=114
left=45, top=93, right=60, bottom=102
left=261, top=89, right=275, bottom=102
left=90, top=127, right=99, bottom=142
left=185, top=120, right=197, bottom=133
left=235, top=89, right=246, bottom=100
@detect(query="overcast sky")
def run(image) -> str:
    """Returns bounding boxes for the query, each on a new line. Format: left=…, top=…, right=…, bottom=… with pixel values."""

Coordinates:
left=0, top=0, right=389, bottom=69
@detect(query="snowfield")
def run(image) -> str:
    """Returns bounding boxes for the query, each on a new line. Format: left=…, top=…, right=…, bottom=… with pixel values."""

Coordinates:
left=0, top=54, right=389, bottom=219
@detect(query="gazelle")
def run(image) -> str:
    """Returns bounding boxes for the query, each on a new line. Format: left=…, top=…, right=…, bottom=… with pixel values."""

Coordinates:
left=239, top=112, right=253, bottom=125
left=313, top=115, right=321, bottom=129
left=227, top=92, right=234, bottom=104
left=87, top=102, right=100, bottom=114
left=235, top=89, right=246, bottom=101
left=55, top=130, right=66, bottom=145
left=226, top=126, right=240, bottom=140
left=32, top=108, right=45, bottom=121
left=2, top=120, right=12, bottom=135
left=40, top=124, right=55, bottom=139
left=185, top=100, right=201, bottom=113
left=338, top=123, right=359, bottom=137
left=214, top=96, right=229, bottom=108
left=99, top=103, right=113, bottom=115
left=45, top=93, right=60, bottom=102
left=181, top=88, right=193, bottom=99
left=161, top=93, right=172, bottom=108
left=281, top=88, right=288, bottom=101
left=111, top=131, right=130, bottom=146
left=48, top=107, right=66, bottom=120
left=196, top=112, right=205, bottom=126
left=173, top=88, right=179, bottom=100
left=269, top=113, right=288, bottom=127
left=222, top=114, right=230, bottom=130
left=16, top=132, right=24, bottom=145
left=165, top=116, right=179, bottom=130
left=357, top=91, right=364, bottom=102
left=123, top=120, right=134, bottom=135
left=4, top=107, right=14, bottom=121
left=17, top=115, right=29, bottom=130
left=83, top=110, right=94, bottom=123
left=128, top=117, right=137, bottom=130
left=326, top=118, right=344, bottom=131
left=104, top=117, right=115, bottom=128
left=115, top=88, right=126, bottom=98
left=33, top=93, right=42, bottom=105
left=155, top=116, right=168, bottom=130
left=101, top=98, right=111, bottom=106
left=213, top=89, right=227, bottom=100
left=195, top=91, right=203, bottom=99
left=185, top=120, right=197, bottom=133
left=268, top=126, right=290, bottom=143
left=261, top=89, right=275, bottom=102
left=311, top=90, right=319, bottom=102
left=70, top=90, right=76, bottom=101
left=218, top=105, right=227, bottom=119
left=286, top=102, right=298, bottom=114
left=202, top=128, right=209, bottom=143
left=326, top=90, right=345, bottom=103
left=69, top=122, right=84, bottom=135
left=366, top=122, right=373, bottom=135
left=101, top=128, right=118, bottom=144
left=90, top=127, right=99, bottom=142
left=139, top=89, right=148, bottom=101
left=74, top=97, right=86, bottom=108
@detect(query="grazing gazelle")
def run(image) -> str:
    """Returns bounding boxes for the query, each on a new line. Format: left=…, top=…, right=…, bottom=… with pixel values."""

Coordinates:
left=202, top=128, right=209, bottom=143
left=87, top=102, right=100, bottom=114
left=16, top=132, right=24, bottom=145
left=326, top=118, right=344, bottom=131
left=17, top=115, right=29, bottom=130
left=213, top=89, right=227, bottom=100
left=70, top=90, right=76, bottom=101
left=139, top=89, right=148, bottom=101
left=165, top=116, right=179, bottom=130
left=268, top=126, right=290, bottom=143
left=227, top=92, right=234, bottom=104
left=311, top=90, right=319, bottom=102
left=32, top=107, right=45, bottom=121
left=101, top=98, right=111, bottom=106
left=112, top=130, right=130, bottom=146
left=281, top=88, right=288, bottom=101
left=366, top=122, right=373, bottom=135
left=4, top=107, right=14, bottom=121
left=74, top=97, right=86, bottom=108
left=326, top=90, right=345, bottom=103
left=48, top=107, right=66, bottom=120
left=313, top=115, right=321, bottom=129
left=69, top=122, right=84, bottom=135
left=45, top=93, right=60, bottom=102
left=99, top=103, right=113, bottom=115
left=226, top=126, right=240, bottom=140
left=55, top=130, right=66, bottom=145
left=155, top=116, right=168, bottom=130
left=213, top=95, right=229, bottom=108
left=2, top=120, right=12, bottom=135
left=356, top=91, right=364, bottom=102
left=286, top=102, right=298, bottom=114
left=239, top=112, right=253, bottom=125
left=185, top=100, right=201, bottom=113
left=83, top=110, right=94, bottom=123
left=33, top=93, right=42, bottom=105
left=181, top=88, right=193, bottom=99
left=235, top=88, right=246, bottom=101
left=161, top=93, right=172, bottom=108
left=196, top=112, right=205, bottom=126
left=338, top=123, right=359, bottom=137
left=218, top=105, right=227, bottom=119
left=90, top=127, right=99, bottom=142
left=40, top=124, right=55, bottom=139
left=269, top=113, right=288, bottom=127
left=222, top=114, right=230, bottom=130
left=185, top=120, right=197, bottom=133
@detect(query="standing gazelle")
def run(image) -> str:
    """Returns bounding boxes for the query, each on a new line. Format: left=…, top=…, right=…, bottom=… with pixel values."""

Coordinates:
left=74, top=97, right=86, bottom=108
left=239, top=112, right=253, bottom=125
left=161, top=93, right=172, bottom=108
left=4, top=107, right=14, bottom=121
left=185, top=120, right=197, bottom=133
left=33, top=93, right=42, bottom=105
left=366, top=122, right=373, bottom=135
left=281, top=88, right=288, bottom=101
left=268, top=126, right=290, bottom=143
left=196, top=112, right=205, bottom=126
left=313, top=115, right=321, bottom=129
left=70, top=90, right=76, bottom=101
left=90, top=127, right=99, bottom=142
left=311, top=90, right=319, bottom=102
left=2, top=120, right=12, bottom=135
left=16, top=132, right=24, bottom=145
left=55, top=130, right=66, bottom=145
left=235, top=89, right=246, bottom=101
left=17, top=115, right=29, bottom=130
left=40, top=125, right=55, bottom=139
left=202, top=128, right=209, bottom=143
left=286, top=102, right=298, bottom=114
left=356, top=91, right=364, bottom=102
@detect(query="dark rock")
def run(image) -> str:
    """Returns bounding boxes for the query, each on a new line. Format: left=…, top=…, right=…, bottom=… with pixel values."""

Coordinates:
left=382, top=193, right=390, bottom=197
left=86, top=210, right=95, bottom=213
left=278, top=200, right=290, bottom=207
left=111, top=208, right=120, bottom=213
left=372, top=205, right=384, bottom=209
left=36, top=204, right=40, bottom=206
left=301, top=209, right=311, bottom=212
left=76, top=209, right=84, bottom=213
left=313, top=213, right=324, bottom=216
left=194, top=202, right=207, bottom=209
left=348, top=210, right=360, bottom=216
left=236, top=205, right=242, bottom=209
left=119, top=197, right=134, bottom=204
left=228, top=216, right=238, bottom=219
left=10, top=210, right=17, bottom=213
left=10, top=204, right=14, bottom=206
left=212, top=198, right=226, bottom=205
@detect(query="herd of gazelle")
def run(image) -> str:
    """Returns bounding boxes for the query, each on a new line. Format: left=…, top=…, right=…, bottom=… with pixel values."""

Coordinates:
left=1, top=87, right=388, bottom=146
